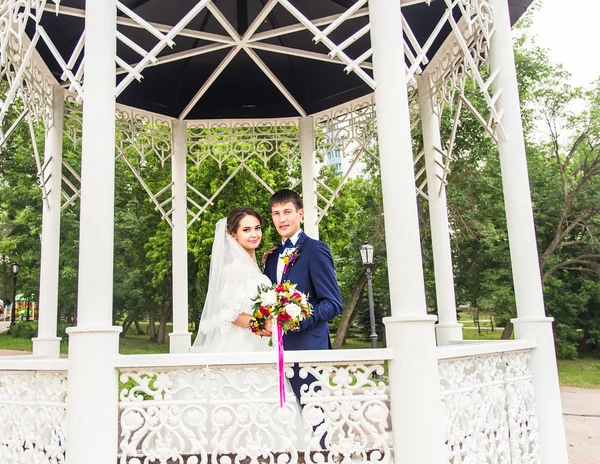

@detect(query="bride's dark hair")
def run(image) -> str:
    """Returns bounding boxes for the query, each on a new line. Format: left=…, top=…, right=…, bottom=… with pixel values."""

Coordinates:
left=226, top=207, right=264, bottom=235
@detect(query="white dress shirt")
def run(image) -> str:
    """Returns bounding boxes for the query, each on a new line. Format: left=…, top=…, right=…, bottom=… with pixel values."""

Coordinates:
left=276, top=229, right=303, bottom=283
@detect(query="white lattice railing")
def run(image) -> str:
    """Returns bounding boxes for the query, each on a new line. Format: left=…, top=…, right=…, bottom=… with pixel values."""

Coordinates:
left=0, top=341, right=541, bottom=464
left=437, top=340, right=540, bottom=464
left=0, top=357, right=68, bottom=464
left=115, top=349, right=393, bottom=464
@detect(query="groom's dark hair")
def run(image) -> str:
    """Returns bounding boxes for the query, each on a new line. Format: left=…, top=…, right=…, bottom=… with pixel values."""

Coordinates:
left=269, top=189, right=303, bottom=211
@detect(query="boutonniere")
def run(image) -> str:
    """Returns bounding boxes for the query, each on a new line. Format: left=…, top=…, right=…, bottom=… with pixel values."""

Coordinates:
left=281, top=246, right=300, bottom=274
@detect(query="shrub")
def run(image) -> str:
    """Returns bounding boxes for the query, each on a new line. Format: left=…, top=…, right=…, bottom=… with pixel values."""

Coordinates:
left=10, top=321, right=37, bottom=339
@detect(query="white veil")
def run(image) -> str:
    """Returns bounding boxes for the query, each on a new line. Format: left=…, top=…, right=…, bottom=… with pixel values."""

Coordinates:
left=192, top=217, right=262, bottom=350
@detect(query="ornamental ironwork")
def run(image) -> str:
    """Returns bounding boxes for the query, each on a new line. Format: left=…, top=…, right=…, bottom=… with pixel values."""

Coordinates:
left=439, top=349, right=540, bottom=463
left=118, top=361, right=390, bottom=464
left=186, top=119, right=300, bottom=228
left=0, top=370, right=67, bottom=463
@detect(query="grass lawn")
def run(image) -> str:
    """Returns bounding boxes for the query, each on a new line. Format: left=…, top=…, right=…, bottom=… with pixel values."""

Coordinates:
left=462, top=328, right=504, bottom=341
left=558, top=358, right=600, bottom=389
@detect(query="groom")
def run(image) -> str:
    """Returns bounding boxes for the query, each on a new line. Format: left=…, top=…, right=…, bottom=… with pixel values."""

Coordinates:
left=263, top=189, right=342, bottom=400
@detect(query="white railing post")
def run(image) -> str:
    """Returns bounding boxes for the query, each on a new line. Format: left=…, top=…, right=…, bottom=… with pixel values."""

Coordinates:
left=417, top=76, right=462, bottom=345
left=32, top=85, right=64, bottom=358
left=300, top=116, right=319, bottom=239
left=170, top=120, right=191, bottom=353
left=489, top=0, right=568, bottom=462
left=369, top=1, right=446, bottom=462
left=65, top=1, right=121, bottom=463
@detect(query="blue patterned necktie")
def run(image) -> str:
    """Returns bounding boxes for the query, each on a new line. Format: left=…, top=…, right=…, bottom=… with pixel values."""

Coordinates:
left=277, top=238, right=294, bottom=254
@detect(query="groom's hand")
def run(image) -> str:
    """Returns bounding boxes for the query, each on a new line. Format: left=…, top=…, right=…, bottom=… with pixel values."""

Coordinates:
left=261, top=247, right=277, bottom=266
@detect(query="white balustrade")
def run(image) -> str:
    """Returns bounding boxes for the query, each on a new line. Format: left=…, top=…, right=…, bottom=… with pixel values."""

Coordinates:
left=0, top=359, right=68, bottom=463
left=438, top=341, right=540, bottom=464
left=0, top=341, right=542, bottom=463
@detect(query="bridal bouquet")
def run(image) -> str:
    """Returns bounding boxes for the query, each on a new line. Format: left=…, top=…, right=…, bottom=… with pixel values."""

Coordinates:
left=249, top=281, right=312, bottom=407
left=249, top=281, right=312, bottom=338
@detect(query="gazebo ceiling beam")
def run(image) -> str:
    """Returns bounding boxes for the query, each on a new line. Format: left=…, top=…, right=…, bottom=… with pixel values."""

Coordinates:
left=278, top=0, right=375, bottom=88
left=247, top=42, right=373, bottom=69
left=115, top=0, right=213, bottom=96
left=206, top=2, right=241, bottom=44
left=115, top=42, right=232, bottom=75
left=247, top=7, right=369, bottom=43
left=179, top=46, right=242, bottom=120
left=42, top=4, right=233, bottom=44
left=179, top=0, right=306, bottom=118
left=245, top=47, right=306, bottom=117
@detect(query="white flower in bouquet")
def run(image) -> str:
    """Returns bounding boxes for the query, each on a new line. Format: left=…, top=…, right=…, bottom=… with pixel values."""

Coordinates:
left=285, top=302, right=302, bottom=319
left=261, top=289, right=277, bottom=306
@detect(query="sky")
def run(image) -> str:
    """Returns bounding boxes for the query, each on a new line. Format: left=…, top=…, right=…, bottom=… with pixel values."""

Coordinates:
left=528, top=0, right=600, bottom=88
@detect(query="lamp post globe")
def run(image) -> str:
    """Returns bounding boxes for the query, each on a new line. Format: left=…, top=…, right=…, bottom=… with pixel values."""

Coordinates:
left=360, top=242, right=374, bottom=266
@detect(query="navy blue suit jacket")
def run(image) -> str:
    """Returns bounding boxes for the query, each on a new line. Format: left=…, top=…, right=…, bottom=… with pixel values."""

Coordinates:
left=264, top=233, right=342, bottom=351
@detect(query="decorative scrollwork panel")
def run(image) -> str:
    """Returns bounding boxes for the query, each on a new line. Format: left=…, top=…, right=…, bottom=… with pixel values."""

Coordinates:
left=115, top=108, right=174, bottom=226
left=314, top=96, right=378, bottom=222
left=1, top=33, right=54, bottom=128
left=186, top=120, right=300, bottom=227
left=0, top=370, right=67, bottom=464
left=118, top=361, right=391, bottom=464
left=439, top=350, right=540, bottom=464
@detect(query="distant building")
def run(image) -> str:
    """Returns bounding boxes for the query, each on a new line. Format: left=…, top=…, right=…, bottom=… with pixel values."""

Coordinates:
left=326, top=147, right=343, bottom=173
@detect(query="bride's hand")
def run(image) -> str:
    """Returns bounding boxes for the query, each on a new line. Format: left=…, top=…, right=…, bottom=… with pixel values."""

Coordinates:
left=261, top=247, right=277, bottom=266
left=256, top=318, right=273, bottom=337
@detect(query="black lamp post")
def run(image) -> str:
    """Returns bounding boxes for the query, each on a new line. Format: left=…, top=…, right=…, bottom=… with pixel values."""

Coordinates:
left=360, top=243, right=378, bottom=349
left=10, top=262, right=19, bottom=330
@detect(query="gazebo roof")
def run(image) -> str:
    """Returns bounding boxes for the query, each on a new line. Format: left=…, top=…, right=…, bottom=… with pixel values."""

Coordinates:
left=27, top=0, right=533, bottom=120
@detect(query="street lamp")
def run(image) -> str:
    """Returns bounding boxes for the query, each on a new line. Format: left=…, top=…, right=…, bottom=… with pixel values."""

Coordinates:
left=10, top=262, right=19, bottom=330
left=360, top=243, right=378, bottom=349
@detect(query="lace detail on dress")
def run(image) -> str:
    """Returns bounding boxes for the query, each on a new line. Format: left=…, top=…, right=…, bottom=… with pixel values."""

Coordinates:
left=217, top=263, right=271, bottom=335
left=218, top=299, right=246, bottom=335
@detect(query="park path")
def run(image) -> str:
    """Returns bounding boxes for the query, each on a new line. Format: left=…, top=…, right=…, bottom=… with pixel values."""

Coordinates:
left=0, top=346, right=597, bottom=462
left=562, top=387, right=600, bottom=464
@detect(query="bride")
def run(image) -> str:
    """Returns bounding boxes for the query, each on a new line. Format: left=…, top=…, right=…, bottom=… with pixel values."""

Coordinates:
left=190, top=207, right=305, bottom=458
left=193, top=207, right=273, bottom=351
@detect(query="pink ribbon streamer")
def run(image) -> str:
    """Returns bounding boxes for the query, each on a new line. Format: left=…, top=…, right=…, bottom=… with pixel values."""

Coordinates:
left=277, top=321, right=286, bottom=408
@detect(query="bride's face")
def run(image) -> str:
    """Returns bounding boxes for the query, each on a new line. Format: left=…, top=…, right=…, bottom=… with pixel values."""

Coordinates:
left=231, top=215, right=262, bottom=252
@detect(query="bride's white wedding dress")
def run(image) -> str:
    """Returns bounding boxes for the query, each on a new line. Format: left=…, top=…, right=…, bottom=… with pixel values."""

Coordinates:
left=189, top=218, right=306, bottom=459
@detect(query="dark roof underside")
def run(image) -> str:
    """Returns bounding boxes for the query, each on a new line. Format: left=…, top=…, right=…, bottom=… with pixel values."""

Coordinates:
left=29, top=0, right=534, bottom=119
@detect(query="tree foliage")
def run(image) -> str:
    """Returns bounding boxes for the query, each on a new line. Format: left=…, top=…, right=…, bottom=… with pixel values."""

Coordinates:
left=1, top=10, right=599, bottom=358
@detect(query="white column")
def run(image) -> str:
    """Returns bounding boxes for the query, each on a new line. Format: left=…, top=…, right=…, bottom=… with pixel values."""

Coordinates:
left=32, top=86, right=64, bottom=358
left=489, top=0, right=568, bottom=462
left=369, top=2, right=445, bottom=463
left=65, top=1, right=121, bottom=463
left=417, top=76, right=463, bottom=345
left=170, top=120, right=191, bottom=353
left=300, top=116, right=319, bottom=239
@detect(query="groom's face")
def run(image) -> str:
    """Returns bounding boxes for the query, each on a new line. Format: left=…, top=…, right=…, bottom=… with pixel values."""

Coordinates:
left=271, top=201, right=304, bottom=240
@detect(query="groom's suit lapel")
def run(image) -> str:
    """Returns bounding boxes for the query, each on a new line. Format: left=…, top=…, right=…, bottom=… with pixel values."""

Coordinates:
left=266, top=253, right=277, bottom=283
left=281, top=232, right=308, bottom=282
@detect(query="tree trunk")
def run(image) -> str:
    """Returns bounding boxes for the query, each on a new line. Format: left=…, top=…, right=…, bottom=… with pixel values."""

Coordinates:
left=120, top=316, right=133, bottom=338
left=148, top=302, right=157, bottom=342
left=501, top=319, right=514, bottom=340
left=134, top=319, right=144, bottom=335
left=156, top=302, right=171, bottom=345
left=333, top=272, right=368, bottom=349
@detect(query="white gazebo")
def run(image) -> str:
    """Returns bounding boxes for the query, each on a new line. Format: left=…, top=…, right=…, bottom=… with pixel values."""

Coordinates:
left=0, top=0, right=568, bottom=463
